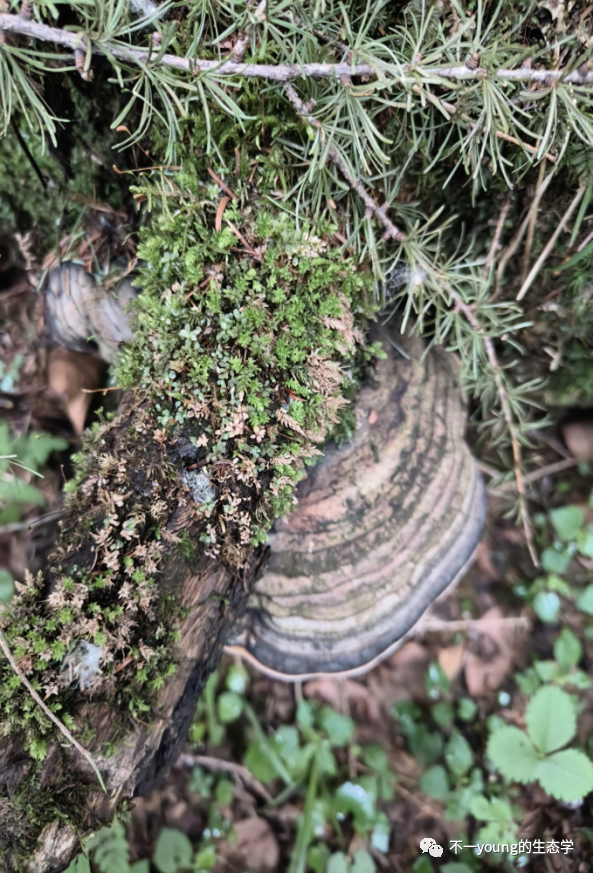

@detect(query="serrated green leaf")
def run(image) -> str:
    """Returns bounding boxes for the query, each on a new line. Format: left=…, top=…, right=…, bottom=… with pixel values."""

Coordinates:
left=457, top=697, right=477, bottom=722
left=296, top=698, right=315, bottom=732
left=431, top=701, right=454, bottom=730
left=0, top=478, right=45, bottom=505
left=533, top=591, right=561, bottom=623
left=444, top=730, right=473, bottom=778
left=153, top=828, right=193, bottom=874
left=351, top=849, right=376, bottom=873
left=469, top=794, right=493, bottom=821
left=194, top=843, right=216, bottom=872
left=486, top=726, right=539, bottom=783
left=370, top=813, right=390, bottom=852
left=554, top=628, right=582, bottom=671
left=409, top=725, right=443, bottom=767
left=244, top=740, right=278, bottom=783
left=308, top=844, right=330, bottom=874
left=272, top=724, right=300, bottom=772
left=419, top=764, right=449, bottom=800
left=550, top=506, right=584, bottom=541
left=225, top=663, right=248, bottom=694
left=335, top=781, right=376, bottom=830
left=64, top=854, right=91, bottom=873
left=217, top=691, right=244, bottom=723
left=576, top=585, right=593, bottom=616
left=362, top=743, right=389, bottom=772
left=328, top=852, right=350, bottom=873
left=215, top=778, right=234, bottom=805
left=541, top=548, right=570, bottom=575
left=318, top=705, right=355, bottom=747
left=535, top=748, right=593, bottom=802
left=577, top=526, right=593, bottom=559
left=526, top=686, right=576, bottom=754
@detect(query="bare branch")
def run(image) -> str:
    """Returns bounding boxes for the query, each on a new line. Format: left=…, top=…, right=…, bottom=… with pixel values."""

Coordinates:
left=517, top=184, right=587, bottom=301
left=2, top=14, right=593, bottom=86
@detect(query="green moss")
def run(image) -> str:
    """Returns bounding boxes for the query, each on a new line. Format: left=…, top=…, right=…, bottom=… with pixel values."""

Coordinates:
left=115, top=161, right=378, bottom=566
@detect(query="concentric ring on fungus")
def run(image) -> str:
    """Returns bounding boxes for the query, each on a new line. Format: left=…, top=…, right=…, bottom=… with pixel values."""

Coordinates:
left=226, top=320, right=487, bottom=680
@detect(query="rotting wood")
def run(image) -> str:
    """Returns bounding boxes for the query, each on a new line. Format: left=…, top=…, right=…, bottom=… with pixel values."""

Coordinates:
left=0, top=392, right=267, bottom=872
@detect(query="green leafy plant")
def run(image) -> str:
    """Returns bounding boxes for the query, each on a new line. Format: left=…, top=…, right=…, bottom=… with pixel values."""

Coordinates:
left=487, top=685, right=593, bottom=803
left=0, top=420, right=66, bottom=524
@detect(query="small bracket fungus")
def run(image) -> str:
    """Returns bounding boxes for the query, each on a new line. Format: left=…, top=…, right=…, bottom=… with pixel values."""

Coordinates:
left=227, top=322, right=487, bottom=679
left=44, top=263, right=136, bottom=363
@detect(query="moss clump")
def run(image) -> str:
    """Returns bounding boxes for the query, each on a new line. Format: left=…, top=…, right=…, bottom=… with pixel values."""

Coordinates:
left=0, top=413, right=182, bottom=759
left=116, top=167, right=381, bottom=566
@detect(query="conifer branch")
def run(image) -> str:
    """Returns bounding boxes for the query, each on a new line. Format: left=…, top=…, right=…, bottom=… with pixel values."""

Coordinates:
left=517, top=184, right=587, bottom=301
left=283, top=83, right=405, bottom=242
left=445, top=289, right=539, bottom=566
left=2, top=13, right=593, bottom=86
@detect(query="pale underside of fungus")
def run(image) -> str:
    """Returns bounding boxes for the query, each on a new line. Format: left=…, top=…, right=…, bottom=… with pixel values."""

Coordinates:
left=227, top=323, right=487, bottom=680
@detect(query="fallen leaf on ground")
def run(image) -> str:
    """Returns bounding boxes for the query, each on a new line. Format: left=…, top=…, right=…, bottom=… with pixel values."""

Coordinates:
left=474, top=540, right=502, bottom=580
left=222, top=817, right=280, bottom=872
left=47, top=348, right=105, bottom=435
left=464, top=607, right=516, bottom=696
left=563, top=421, right=593, bottom=462
left=438, top=645, right=464, bottom=680
left=375, top=641, right=432, bottom=708
left=304, top=677, right=381, bottom=721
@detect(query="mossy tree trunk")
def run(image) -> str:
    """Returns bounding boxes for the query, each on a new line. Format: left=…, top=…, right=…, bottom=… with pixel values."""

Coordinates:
left=0, top=391, right=267, bottom=873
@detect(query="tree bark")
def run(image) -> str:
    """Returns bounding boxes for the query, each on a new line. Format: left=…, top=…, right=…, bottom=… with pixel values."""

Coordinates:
left=0, top=390, right=268, bottom=873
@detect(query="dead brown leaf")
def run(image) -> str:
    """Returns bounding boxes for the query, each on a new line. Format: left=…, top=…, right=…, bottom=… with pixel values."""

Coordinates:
left=438, top=645, right=464, bottom=681
left=304, top=677, right=381, bottom=722
left=47, top=349, right=105, bottom=435
left=563, top=421, right=593, bottom=463
left=221, top=817, right=279, bottom=872
left=474, top=540, right=502, bottom=581
left=464, top=607, right=516, bottom=697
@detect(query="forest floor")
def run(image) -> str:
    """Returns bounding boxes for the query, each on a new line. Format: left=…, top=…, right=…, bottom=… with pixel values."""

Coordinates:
left=1, top=238, right=592, bottom=874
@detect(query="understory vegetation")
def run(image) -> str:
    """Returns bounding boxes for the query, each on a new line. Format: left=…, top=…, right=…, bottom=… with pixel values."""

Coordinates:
left=0, top=0, right=593, bottom=870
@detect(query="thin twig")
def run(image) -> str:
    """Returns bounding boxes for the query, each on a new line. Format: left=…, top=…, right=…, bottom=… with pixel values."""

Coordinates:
left=415, top=615, right=530, bottom=634
left=283, top=83, right=405, bottom=241
left=2, top=14, right=593, bottom=85
left=520, top=158, right=547, bottom=286
left=0, top=627, right=106, bottom=792
left=517, top=184, right=587, bottom=300
left=232, top=0, right=267, bottom=62
left=577, top=228, right=593, bottom=252
left=494, top=165, right=556, bottom=298
left=0, top=509, right=62, bottom=534
left=177, top=753, right=273, bottom=802
left=483, top=193, right=512, bottom=277
left=487, top=456, right=578, bottom=492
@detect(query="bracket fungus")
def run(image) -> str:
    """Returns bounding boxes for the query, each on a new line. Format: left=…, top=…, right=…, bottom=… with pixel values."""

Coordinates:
left=227, top=324, right=487, bottom=680
left=42, top=263, right=485, bottom=682
left=44, top=262, right=136, bottom=362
